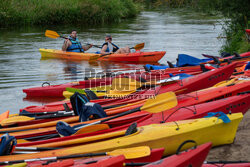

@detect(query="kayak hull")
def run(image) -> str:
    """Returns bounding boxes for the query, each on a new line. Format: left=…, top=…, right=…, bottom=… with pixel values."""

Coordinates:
left=23, top=78, right=112, bottom=97
left=98, top=51, right=166, bottom=63
left=16, top=93, right=249, bottom=147
left=39, top=48, right=100, bottom=61
left=0, top=113, right=242, bottom=161
left=144, top=142, right=212, bottom=167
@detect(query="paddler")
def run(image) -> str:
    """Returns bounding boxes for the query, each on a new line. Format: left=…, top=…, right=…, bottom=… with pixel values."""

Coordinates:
left=100, top=34, right=130, bottom=54
left=62, top=30, right=93, bottom=52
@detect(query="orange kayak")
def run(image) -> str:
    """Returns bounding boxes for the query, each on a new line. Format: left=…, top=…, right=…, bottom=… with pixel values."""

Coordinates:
left=98, top=51, right=166, bottom=63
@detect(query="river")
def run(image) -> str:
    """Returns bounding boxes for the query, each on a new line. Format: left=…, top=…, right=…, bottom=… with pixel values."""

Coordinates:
left=0, top=10, right=225, bottom=113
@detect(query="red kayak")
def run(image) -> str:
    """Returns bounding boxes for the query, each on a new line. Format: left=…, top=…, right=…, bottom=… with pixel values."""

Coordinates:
left=20, top=63, right=237, bottom=114
left=26, top=148, right=164, bottom=167
left=23, top=78, right=113, bottom=97
left=22, top=67, right=204, bottom=98
left=16, top=92, right=250, bottom=146
left=8, top=80, right=249, bottom=138
left=5, top=81, right=247, bottom=139
left=97, top=51, right=166, bottom=63
left=143, top=142, right=212, bottom=167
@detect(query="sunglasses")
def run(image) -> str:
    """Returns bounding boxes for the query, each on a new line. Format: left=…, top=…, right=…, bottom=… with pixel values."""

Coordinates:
left=106, top=38, right=112, bottom=40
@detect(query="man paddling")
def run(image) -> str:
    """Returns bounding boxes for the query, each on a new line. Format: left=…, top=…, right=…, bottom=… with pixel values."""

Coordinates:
left=62, top=30, right=93, bottom=53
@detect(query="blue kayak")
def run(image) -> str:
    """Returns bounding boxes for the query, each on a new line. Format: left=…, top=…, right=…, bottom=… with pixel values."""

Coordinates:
left=145, top=54, right=212, bottom=70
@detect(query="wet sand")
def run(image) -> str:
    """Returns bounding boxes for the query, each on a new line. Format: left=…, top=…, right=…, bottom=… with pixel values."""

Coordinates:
left=206, top=109, right=250, bottom=161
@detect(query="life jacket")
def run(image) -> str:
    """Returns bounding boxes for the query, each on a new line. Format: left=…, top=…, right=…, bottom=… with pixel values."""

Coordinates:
left=67, top=36, right=84, bottom=53
left=102, top=42, right=119, bottom=53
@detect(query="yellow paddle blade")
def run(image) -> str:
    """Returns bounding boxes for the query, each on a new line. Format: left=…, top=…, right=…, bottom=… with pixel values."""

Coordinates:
left=111, top=78, right=143, bottom=91
left=17, top=139, right=30, bottom=144
left=107, top=146, right=151, bottom=159
left=141, top=91, right=177, bottom=113
left=9, top=113, right=19, bottom=117
left=0, top=110, right=9, bottom=123
left=45, top=30, right=60, bottom=39
left=0, top=116, right=34, bottom=126
left=4, top=162, right=27, bottom=167
left=73, top=124, right=110, bottom=135
left=133, top=43, right=145, bottom=51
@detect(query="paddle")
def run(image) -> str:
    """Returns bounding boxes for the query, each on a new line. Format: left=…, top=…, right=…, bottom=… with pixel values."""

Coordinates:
left=109, top=76, right=180, bottom=94
left=69, top=91, right=177, bottom=131
left=45, top=30, right=101, bottom=48
left=0, top=146, right=150, bottom=165
left=0, top=112, right=74, bottom=127
left=15, top=147, right=61, bottom=151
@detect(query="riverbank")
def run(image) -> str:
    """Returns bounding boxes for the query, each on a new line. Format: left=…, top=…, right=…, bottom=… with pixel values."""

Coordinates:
left=207, top=109, right=250, bottom=161
left=0, top=0, right=139, bottom=27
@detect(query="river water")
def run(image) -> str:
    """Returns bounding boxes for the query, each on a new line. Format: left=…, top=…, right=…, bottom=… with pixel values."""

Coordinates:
left=0, top=10, right=225, bottom=113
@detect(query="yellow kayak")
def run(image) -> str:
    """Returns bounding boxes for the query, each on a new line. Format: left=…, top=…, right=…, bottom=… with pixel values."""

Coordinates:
left=0, top=113, right=242, bottom=161
left=63, top=85, right=111, bottom=99
left=39, top=48, right=100, bottom=61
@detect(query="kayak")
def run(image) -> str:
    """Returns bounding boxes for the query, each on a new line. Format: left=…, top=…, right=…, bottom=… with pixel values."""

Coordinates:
left=20, top=63, right=237, bottom=114
left=157, top=62, right=236, bottom=94
left=6, top=80, right=248, bottom=138
left=145, top=53, right=212, bottom=70
left=0, top=113, right=242, bottom=161
left=40, top=48, right=166, bottom=63
left=23, top=78, right=113, bottom=97
left=39, top=48, right=100, bottom=61
left=97, top=51, right=166, bottom=63
left=15, top=92, right=249, bottom=146
left=22, top=68, right=199, bottom=98
left=143, top=142, right=212, bottom=167
left=26, top=148, right=164, bottom=167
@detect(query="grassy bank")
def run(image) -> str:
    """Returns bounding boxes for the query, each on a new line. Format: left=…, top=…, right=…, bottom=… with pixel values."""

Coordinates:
left=0, top=0, right=140, bottom=27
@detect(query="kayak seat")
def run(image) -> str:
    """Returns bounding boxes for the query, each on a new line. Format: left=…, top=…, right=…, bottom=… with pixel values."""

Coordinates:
left=70, top=92, right=89, bottom=116
left=143, top=65, right=151, bottom=72
left=167, top=61, right=175, bottom=68
left=200, top=64, right=210, bottom=72
left=233, top=52, right=241, bottom=58
left=0, top=133, right=17, bottom=156
left=56, top=121, right=77, bottom=137
left=70, top=92, right=106, bottom=122
left=125, top=122, right=138, bottom=136
left=221, top=52, right=231, bottom=58
left=85, top=89, right=99, bottom=100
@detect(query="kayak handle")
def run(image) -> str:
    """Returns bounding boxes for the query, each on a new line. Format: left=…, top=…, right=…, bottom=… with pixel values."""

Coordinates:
left=176, top=140, right=197, bottom=155
left=42, top=82, right=50, bottom=87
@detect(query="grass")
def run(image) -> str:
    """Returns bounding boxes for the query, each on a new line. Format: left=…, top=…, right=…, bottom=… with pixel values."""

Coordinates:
left=0, top=0, right=140, bottom=27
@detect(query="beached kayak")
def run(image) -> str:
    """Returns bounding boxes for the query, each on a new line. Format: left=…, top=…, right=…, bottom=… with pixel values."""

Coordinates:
left=15, top=92, right=249, bottom=147
left=0, top=113, right=242, bottom=161
left=39, top=48, right=100, bottom=61
left=97, top=51, right=166, bottom=63
left=23, top=78, right=113, bottom=97
left=4, top=82, right=247, bottom=140
left=25, top=148, right=164, bottom=167
left=20, top=63, right=237, bottom=113
left=143, top=142, right=212, bottom=167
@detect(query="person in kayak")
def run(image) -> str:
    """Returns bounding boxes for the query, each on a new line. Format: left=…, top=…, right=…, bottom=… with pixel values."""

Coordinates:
left=100, top=34, right=130, bottom=54
left=62, top=30, right=93, bottom=53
